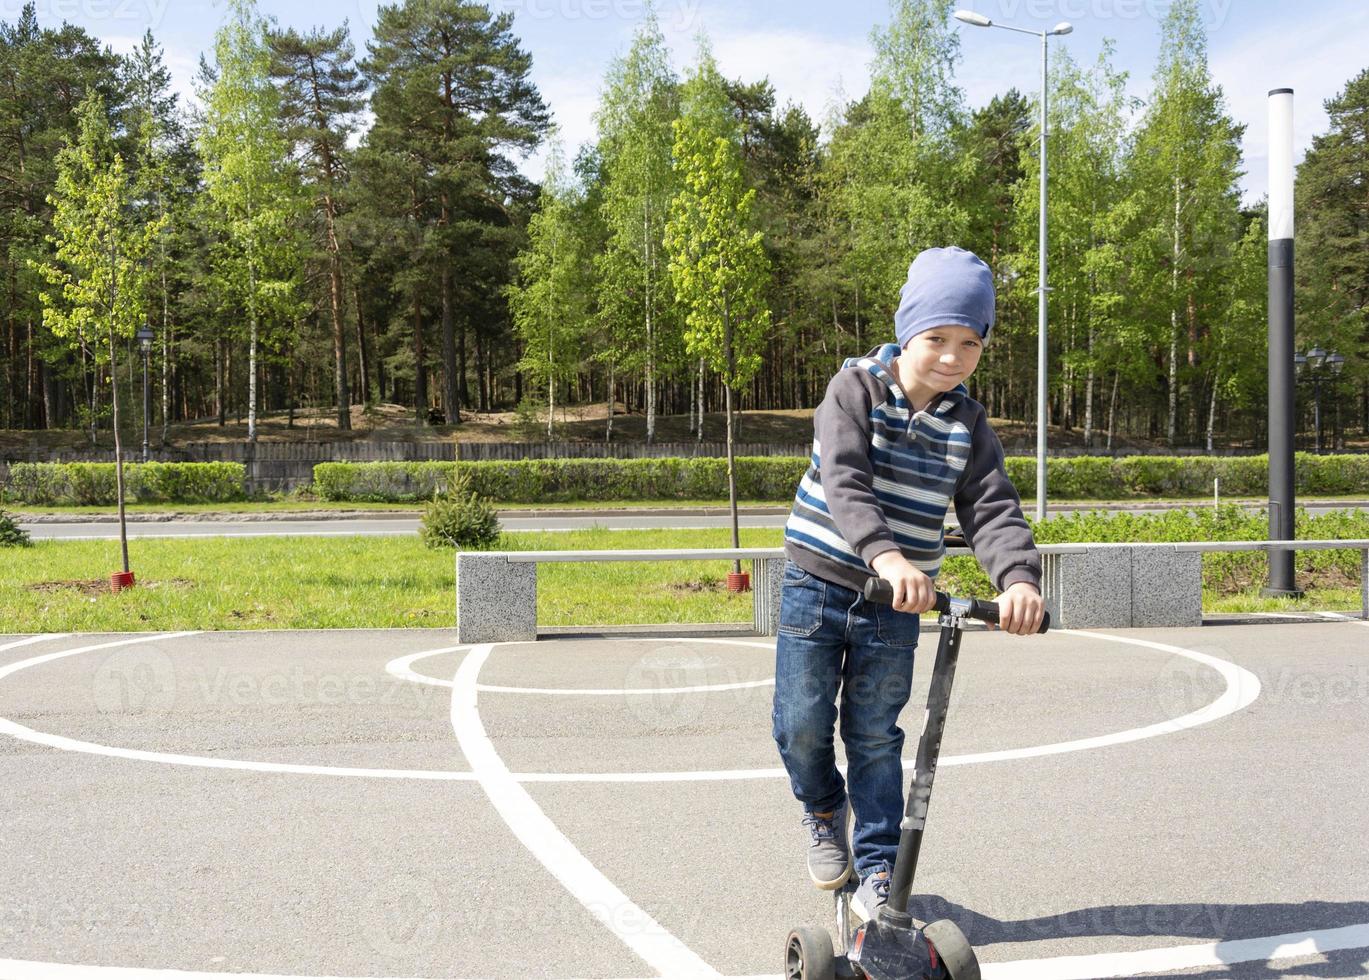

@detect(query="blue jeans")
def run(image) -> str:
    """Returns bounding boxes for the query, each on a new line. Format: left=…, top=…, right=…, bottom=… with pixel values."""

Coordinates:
left=771, top=559, right=921, bottom=877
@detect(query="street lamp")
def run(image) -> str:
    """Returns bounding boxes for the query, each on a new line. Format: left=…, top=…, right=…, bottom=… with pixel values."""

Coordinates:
left=954, top=10, right=1071, bottom=523
left=136, top=324, right=154, bottom=462
left=1296, top=346, right=1343, bottom=453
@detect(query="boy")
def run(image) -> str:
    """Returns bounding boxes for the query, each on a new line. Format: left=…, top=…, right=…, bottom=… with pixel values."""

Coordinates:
left=772, top=246, right=1045, bottom=921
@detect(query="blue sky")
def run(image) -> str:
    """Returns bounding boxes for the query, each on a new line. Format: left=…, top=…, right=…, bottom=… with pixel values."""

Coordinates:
left=18, top=0, right=1368, bottom=203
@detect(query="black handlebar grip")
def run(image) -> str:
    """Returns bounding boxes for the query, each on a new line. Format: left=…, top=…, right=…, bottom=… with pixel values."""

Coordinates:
left=862, top=579, right=1051, bottom=633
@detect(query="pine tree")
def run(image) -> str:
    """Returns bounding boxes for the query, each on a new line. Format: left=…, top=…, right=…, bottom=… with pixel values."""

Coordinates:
left=1297, top=67, right=1369, bottom=435
left=270, top=23, right=367, bottom=431
left=363, top=0, right=549, bottom=424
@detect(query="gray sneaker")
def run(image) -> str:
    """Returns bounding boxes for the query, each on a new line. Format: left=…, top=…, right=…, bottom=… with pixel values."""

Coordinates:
left=851, top=868, right=891, bottom=921
left=801, top=806, right=851, bottom=889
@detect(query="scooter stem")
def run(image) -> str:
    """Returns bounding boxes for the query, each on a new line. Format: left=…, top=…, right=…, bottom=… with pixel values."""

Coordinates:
left=884, top=609, right=965, bottom=919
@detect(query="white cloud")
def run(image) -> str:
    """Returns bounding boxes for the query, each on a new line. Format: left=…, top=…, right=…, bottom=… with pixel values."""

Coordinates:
left=1209, top=7, right=1369, bottom=203
left=518, top=14, right=873, bottom=185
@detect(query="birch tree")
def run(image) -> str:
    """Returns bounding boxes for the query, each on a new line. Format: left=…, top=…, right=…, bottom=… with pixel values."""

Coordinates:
left=198, top=0, right=301, bottom=444
left=508, top=137, right=588, bottom=438
left=666, top=43, right=770, bottom=565
left=1127, top=0, right=1243, bottom=446
left=593, top=7, right=678, bottom=443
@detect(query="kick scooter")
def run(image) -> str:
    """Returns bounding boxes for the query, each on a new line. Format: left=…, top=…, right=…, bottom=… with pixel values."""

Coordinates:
left=783, top=581, right=1051, bottom=980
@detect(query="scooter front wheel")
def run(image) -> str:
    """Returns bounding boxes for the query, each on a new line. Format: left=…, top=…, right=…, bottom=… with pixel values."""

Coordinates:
left=784, top=926, right=836, bottom=980
left=923, top=919, right=979, bottom=980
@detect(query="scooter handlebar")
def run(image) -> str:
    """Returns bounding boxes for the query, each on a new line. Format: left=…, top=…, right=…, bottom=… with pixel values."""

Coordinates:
left=862, top=579, right=1051, bottom=633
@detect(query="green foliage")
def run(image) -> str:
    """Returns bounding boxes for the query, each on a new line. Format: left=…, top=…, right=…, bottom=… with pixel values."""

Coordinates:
left=1296, top=67, right=1369, bottom=389
left=32, top=91, right=165, bottom=358
left=313, top=457, right=810, bottom=503
left=0, top=509, right=30, bottom=547
left=507, top=137, right=590, bottom=436
left=939, top=505, right=1369, bottom=600
left=420, top=469, right=501, bottom=551
left=312, top=453, right=1369, bottom=505
left=198, top=0, right=304, bottom=441
left=665, top=43, right=771, bottom=390
left=592, top=11, right=681, bottom=440
left=5, top=463, right=247, bottom=504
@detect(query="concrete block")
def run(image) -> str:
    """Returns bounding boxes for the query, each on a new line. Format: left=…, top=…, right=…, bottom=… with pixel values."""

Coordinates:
left=1131, top=546, right=1203, bottom=627
left=1042, top=548, right=1133, bottom=629
left=753, top=557, right=785, bottom=635
left=456, top=553, right=537, bottom=644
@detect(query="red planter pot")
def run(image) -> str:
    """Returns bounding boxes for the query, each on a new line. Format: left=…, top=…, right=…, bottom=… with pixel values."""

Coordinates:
left=110, top=571, right=136, bottom=592
left=726, top=571, right=751, bottom=594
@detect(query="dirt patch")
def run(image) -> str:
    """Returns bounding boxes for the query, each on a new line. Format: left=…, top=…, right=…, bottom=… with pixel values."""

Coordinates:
left=669, top=578, right=726, bottom=594
left=28, top=579, right=108, bottom=596
left=27, top=577, right=194, bottom=596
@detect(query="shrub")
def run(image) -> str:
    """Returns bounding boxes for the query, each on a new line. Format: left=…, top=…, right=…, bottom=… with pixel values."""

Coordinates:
left=309, top=453, right=1367, bottom=505
left=3, top=462, right=246, bottom=505
left=420, top=470, right=501, bottom=551
left=0, top=509, right=30, bottom=547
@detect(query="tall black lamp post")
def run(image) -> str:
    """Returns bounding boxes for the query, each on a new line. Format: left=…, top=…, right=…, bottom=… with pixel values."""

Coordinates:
left=136, top=324, right=154, bottom=462
left=1265, top=88, right=1299, bottom=598
left=1295, top=347, right=1345, bottom=453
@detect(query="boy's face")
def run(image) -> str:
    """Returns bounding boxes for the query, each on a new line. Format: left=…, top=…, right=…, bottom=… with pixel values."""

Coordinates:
left=901, top=324, right=984, bottom=394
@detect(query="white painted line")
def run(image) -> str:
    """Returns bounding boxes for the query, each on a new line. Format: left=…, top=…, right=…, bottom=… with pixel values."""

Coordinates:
left=386, top=641, right=776, bottom=695
left=506, top=630, right=1264, bottom=781
left=449, top=643, right=722, bottom=978
left=0, top=634, right=71, bottom=652
left=6, top=917, right=1366, bottom=979
left=0, top=633, right=1260, bottom=784
left=940, top=629, right=1262, bottom=766
left=0, top=633, right=200, bottom=683
left=979, top=919, right=1369, bottom=979
left=0, top=635, right=480, bottom=781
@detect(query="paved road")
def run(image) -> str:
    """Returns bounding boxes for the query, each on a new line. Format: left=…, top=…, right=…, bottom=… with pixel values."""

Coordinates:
left=20, top=500, right=1368, bottom=539
left=2, top=618, right=1366, bottom=978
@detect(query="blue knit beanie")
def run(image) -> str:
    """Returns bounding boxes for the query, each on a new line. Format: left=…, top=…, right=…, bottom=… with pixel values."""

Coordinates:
left=894, top=246, right=996, bottom=347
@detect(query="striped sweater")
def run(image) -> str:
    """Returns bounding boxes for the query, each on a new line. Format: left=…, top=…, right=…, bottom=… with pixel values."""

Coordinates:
left=784, top=343, right=1041, bottom=595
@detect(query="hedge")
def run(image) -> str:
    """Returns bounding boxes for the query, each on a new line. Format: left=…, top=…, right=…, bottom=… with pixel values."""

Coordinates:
left=314, top=453, right=1368, bottom=504
left=938, top=505, right=1369, bottom=600
left=2, top=462, right=247, bottom=505
left=312, top=457, right=811, bottom=503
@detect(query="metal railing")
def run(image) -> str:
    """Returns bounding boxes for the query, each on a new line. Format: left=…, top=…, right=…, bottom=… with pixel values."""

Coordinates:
left=495, top=539, right=1369, bottom=622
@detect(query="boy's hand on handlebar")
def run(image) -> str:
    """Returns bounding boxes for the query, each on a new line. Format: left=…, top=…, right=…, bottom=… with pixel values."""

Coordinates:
left=870, top=551, right=937, bottom=614
left=993, top=582, right=1045, bottom=636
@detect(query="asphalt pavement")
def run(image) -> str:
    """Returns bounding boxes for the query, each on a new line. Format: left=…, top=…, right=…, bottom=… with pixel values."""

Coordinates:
left=2, top=617, right=1367, bottom=978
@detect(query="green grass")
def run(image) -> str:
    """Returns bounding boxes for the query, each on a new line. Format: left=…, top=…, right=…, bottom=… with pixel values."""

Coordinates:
left=0, top=528, right=783, bottom=633
left=1203, top=588, right=1364, bottom=615
left=2, top=521, right=1364, bottom=633
left=3, top=498, right=793, bottom=516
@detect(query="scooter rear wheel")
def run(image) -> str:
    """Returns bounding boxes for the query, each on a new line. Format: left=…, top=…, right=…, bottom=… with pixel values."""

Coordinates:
left=784, top=926, right=836, bottom=980
left=923, top=919, right=979, bottom=980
